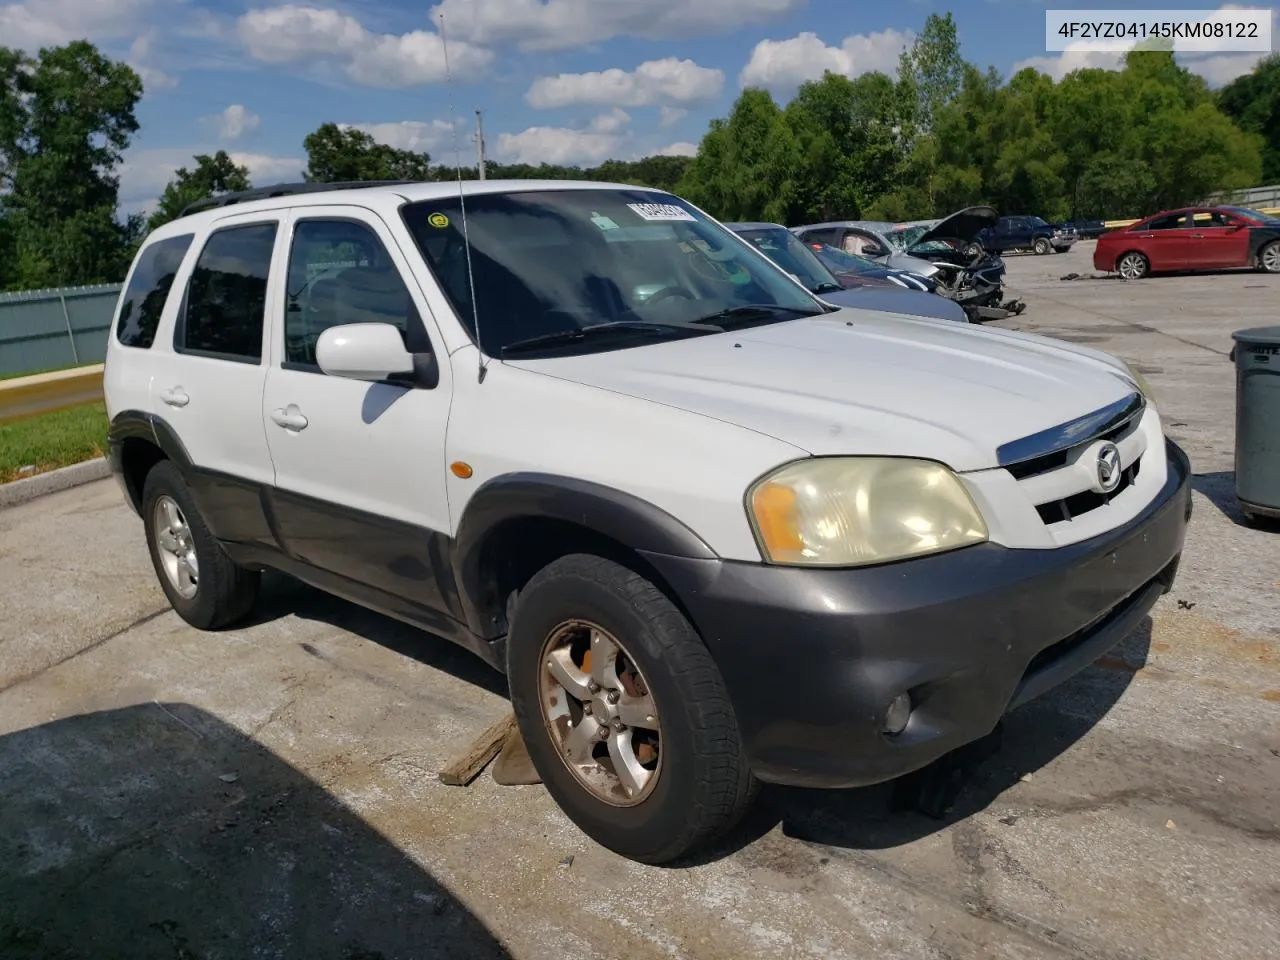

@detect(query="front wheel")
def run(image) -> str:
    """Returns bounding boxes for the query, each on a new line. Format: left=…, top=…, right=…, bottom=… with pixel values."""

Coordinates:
left=1034, top=237, right=1051, bottom=255
left=507, top=554, right=756, bottom=864
left=1118, top=251, right=1150, bottom=280
left=1258, top=241, right=1280, bottom=273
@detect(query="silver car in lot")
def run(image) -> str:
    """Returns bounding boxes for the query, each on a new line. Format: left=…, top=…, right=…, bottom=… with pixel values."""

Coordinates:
left=791, top=221, right=943, bottom=278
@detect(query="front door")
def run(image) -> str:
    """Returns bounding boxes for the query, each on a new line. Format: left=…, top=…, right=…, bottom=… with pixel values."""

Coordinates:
left=259, top=206, right=457, bottom=618
left=1189, top=209, right=1251, bottom=268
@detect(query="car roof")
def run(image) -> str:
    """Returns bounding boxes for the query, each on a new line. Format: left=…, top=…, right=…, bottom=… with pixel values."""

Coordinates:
left=724, top=221, right=785, bottom=231
left=144, top=178, right=668, bottom=243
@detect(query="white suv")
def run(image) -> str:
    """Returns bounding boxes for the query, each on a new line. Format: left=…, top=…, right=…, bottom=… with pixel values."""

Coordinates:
left=104, top=180, right=1192, bottom=864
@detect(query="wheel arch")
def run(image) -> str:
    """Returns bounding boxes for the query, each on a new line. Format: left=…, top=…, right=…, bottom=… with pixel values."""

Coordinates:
left=108, top=411, right=193, bottom=514
left=451, top=474, right=719, bottom=645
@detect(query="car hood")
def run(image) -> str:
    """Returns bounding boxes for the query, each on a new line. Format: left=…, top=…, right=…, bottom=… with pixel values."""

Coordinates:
left=819, top=287, right=968, bottom=323
left=914, top=206, right=999, bottom=247
left=506, top=311, right=1139, bottom=472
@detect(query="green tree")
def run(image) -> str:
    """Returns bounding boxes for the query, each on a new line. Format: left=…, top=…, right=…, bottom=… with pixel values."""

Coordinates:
left=898, top=12, right=965, bottom=135
left=1219, top=54, right=1280, bottom=183
left=677, top=88, right=799, bottom=222
left=148, top=151, right=252, bottom=231
left=303, top=123, right=433, bottom=182
left=0, top=41, right=141, bottom=290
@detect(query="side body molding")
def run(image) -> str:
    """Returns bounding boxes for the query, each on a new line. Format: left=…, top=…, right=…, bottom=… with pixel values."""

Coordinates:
left=451, top=473, right=720, bottom=638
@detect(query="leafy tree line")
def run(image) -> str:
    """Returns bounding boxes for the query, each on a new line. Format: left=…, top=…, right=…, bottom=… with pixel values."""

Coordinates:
left=676, top=15, right=1266, bottom=225
left=2, top=23, right=1276, bottom=293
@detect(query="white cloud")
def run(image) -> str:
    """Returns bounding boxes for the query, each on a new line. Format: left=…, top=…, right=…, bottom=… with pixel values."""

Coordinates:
left=118, top=146, right=301, bottom=212
left=229, top=152, right=304, bottom=185
left=429, top=0, right=803, bottom=51
left=656, top=141, right=698, bottom=157
left=739, top=29, right=916, bottom=94
left=237, top=4, right=493, bottom=87
left=0, top=0, right=161, bottom=50
left=526, top=57, right=724, bottom=109
left=127, top=30, right=178, bottom=93
left=345, top=119, right=460, bottom=154
left=1012, top=44, right=1125, bottom=81
left=214, top=104, right=260, bottom=141
left=659, top=106, right=688, bottom=127
left=498, top=110, right=633, bottom=165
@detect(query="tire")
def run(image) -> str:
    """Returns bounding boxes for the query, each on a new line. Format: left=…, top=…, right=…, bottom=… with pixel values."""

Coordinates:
left=1117, top=251, right=1149, bottom=280
left=507, top=553, right=756, bottom=864
left=1034, top=237, right=1051, bottom=255
left=1258, top=240, right=1280, bottom=273
left=142, top=460, right=260, bottom=630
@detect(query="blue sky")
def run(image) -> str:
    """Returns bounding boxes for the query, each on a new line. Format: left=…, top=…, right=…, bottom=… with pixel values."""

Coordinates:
left=3, top=0, right=1274, bottom=212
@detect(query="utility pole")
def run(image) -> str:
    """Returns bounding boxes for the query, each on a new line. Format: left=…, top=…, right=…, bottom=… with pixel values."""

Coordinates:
left=474, top=109, right=487, bottom=180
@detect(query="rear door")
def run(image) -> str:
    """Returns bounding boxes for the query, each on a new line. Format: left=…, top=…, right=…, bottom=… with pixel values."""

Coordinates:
left=149, top=211, right=282, bottom=543
left=259, top=205, right=457, bottom=616
left=1134, top=212, right=1194, bottom=270
left=1189, top=209, right=1251, bottom=268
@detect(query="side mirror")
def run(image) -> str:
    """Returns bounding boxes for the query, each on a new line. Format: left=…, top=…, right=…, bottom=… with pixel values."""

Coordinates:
left=865, top=243, right=887, bottom=257
left=316, top=323, right=416, bottom=383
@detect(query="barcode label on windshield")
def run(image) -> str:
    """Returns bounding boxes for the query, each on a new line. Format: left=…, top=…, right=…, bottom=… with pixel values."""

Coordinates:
left=627, top=203, right=695, bottom=222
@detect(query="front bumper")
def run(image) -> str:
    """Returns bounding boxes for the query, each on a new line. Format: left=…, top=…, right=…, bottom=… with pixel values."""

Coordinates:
left=644, top=440, right=1192, bottom=789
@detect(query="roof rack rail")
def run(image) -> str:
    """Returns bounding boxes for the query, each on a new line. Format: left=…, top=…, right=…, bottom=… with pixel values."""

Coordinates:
left=179, top=180, right=418, bottom=217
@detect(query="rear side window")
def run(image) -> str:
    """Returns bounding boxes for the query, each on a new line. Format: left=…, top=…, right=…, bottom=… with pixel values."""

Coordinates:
left=176, top=223, right=278, bottom=362
left=1144, top=213, right=1188, bottom=231
left=115, top=235, right=193, bottom=348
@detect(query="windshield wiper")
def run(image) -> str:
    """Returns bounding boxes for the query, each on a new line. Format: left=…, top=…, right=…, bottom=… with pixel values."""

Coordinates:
left=690, top=303, right=828, bottom=328
left=499, top=320, right=722, bottom=358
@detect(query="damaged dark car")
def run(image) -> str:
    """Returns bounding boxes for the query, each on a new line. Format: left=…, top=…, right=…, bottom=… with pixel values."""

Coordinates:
left=884, top=206, right=1027, bottom=322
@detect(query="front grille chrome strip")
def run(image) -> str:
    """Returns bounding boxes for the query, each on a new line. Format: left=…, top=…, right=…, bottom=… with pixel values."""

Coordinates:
left=996, top=392, right=1145, bottom=469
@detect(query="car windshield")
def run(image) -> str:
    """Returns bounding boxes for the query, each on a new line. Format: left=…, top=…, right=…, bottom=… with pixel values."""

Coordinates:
left=1223, top=205, right=1279, bottom=222
left=734, top=227, right=842, bottom=292
left=807, top=242, right=879, bottom=273
left=402, top=190, right=822, bottom=356
left=887, top=224, right=950, bottom=253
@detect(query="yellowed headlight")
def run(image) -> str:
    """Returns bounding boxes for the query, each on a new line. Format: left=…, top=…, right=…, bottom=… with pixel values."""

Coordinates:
left=747, top=458, right=988, bottom=567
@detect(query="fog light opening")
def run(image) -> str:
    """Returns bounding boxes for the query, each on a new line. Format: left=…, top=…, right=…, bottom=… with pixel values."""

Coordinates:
left=882, top=692, right=912, bottom=736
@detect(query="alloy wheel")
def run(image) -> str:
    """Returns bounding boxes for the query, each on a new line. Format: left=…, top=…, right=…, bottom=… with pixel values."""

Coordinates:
left=1262, top=244, right=1280, bottom=273
left=153, top=495, right=199, bottom=599
left=1118, top=253, right=1147, bottom=280
left=539, top=620, right=662, bottom=806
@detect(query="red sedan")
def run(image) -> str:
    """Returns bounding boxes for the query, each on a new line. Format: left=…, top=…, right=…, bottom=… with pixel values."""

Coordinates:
left=1094, top=205, right=1280, bottom=279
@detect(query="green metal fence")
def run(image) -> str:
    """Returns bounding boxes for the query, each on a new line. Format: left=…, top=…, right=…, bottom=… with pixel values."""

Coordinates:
left=0, top=284, right=122, bottom=378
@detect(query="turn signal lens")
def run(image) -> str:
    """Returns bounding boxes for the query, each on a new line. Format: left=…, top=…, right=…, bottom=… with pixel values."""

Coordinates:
left=747, top=457, right=988, bottom=567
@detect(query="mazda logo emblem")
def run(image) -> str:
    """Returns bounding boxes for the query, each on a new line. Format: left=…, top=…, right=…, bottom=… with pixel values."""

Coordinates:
left=1096, top=442, right=1122, bottom=493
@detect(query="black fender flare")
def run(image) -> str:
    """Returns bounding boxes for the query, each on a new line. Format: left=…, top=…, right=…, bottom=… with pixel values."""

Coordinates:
left=450, top=473, right=719, bottom=636
left=108, top=410, right=194, bottom=470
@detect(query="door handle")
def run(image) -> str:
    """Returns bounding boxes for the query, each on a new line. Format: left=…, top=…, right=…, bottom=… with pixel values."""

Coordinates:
left=1192, top=233, right=1205, bottom=239
left=270, top=405, right=309, bottom=431
left=160, top=387, right=189, bottom=407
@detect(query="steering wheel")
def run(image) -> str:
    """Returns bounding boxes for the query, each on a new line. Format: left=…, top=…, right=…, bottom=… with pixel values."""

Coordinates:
left=643, top=286, right=696, bottom=306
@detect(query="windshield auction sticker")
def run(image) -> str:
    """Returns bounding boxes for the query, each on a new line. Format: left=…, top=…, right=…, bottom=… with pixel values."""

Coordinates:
left=427, top=212, right=450, bottom=228
left=1046, top=9, right=1271, bottom=52
left=627, top=203, right=696, bottom=222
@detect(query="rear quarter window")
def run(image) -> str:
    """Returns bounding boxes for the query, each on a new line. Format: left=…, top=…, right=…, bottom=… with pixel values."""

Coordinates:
left=115, top=234, right=194, bottom=349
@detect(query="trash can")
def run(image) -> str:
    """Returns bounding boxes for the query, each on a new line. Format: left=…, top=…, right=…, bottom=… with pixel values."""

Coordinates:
left=1231, top=325, right=1280, bottom=524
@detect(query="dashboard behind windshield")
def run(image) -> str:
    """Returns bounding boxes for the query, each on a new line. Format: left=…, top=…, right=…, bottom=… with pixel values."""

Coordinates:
left=402, top=190, right=821, bottom=356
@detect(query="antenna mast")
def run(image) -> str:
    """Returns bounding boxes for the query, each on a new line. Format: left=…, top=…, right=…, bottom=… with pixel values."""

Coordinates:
left=438, top=13, right=485, bottom=382
left=474, top=110, right=487, bottom=180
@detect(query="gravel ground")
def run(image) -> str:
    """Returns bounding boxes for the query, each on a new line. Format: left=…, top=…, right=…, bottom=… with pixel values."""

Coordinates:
left=1, top=241, right=1277, bottom=960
